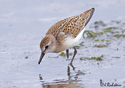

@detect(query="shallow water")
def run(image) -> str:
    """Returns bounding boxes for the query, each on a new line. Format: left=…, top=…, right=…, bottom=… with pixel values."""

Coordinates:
left=0, top=0, right=125, bottom=88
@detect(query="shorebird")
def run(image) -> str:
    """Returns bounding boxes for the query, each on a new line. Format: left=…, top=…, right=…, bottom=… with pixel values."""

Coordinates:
left=38, top=8, right=95, bottom=64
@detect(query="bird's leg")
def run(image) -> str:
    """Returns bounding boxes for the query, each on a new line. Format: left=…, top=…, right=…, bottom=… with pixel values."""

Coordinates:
left=70, top=47, right=77, bottom=64
left=66, top=49, right=69, bottom=59
left=69, top=63, right=75, bottom=70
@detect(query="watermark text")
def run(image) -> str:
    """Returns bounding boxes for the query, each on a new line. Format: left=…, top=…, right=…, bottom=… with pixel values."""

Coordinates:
left=100, top=79, right=122, bottom=87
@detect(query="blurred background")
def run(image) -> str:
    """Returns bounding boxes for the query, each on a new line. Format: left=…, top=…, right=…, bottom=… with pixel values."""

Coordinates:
left=0, top=0, right=125, bottom=88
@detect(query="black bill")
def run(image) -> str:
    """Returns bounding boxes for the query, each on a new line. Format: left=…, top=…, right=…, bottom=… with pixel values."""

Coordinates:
left=38, top=52, right=45, bottom=64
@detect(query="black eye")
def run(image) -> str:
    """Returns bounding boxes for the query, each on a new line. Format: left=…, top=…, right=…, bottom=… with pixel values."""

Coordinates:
left=45, top=46, right=48, bottom=49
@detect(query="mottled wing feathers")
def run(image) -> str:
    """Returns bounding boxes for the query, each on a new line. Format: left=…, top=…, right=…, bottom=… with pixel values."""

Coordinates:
left=46, top=8, right=94, bottom=38
left=46, top=18, right=67, bottom=38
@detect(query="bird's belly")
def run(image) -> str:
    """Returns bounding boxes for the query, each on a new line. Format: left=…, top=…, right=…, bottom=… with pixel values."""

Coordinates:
left=63, top=28, right=85, bottom=49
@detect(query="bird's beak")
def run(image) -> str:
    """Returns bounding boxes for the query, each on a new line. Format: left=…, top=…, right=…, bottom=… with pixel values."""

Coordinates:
left=38, top=52, right=45, bottom=64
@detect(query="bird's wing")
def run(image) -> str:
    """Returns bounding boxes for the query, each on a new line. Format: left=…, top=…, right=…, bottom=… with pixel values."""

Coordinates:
left=46, top=8, right=95, bottom=39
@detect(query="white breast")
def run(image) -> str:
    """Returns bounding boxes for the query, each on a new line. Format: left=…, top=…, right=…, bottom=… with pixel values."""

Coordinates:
left=64, top=28, right=85, bottom=49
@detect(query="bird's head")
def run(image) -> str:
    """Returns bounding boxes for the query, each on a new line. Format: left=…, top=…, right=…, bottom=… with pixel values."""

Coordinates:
left=38, top=35, right=56, bottom=64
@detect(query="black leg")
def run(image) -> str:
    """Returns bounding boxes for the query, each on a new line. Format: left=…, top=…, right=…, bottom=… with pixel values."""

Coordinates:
left=69, top=63, right=75, bottom=70
left=70, top=47, right=77, bottom=64
left=66, top=49, right=69, bottom=59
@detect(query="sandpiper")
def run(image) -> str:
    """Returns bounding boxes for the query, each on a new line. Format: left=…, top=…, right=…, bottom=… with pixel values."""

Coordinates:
left=38, top=8, right=95, bottom=64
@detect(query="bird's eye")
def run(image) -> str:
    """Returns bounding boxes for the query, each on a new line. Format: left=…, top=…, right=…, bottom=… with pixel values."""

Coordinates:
left=45, top=46, right=48, bottom=49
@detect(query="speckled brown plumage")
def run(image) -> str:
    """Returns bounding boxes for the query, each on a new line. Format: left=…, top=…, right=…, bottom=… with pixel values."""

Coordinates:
left=46, top=8, right=94, bottom=39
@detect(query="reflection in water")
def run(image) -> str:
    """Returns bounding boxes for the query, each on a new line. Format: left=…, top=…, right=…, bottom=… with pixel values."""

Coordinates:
left=39, top=64, right=85, bottom=88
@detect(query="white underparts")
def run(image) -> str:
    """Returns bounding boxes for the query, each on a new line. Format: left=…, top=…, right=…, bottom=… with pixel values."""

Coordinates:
left=64, top=28, right=85, bottom=49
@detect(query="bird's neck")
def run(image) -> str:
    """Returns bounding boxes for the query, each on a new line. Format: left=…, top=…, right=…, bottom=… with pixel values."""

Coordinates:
left=48, top=35, right=65, bottom=53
